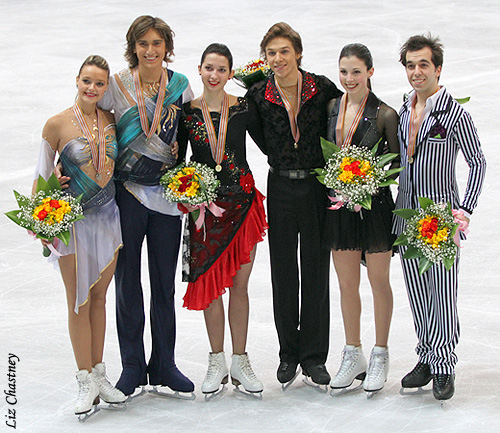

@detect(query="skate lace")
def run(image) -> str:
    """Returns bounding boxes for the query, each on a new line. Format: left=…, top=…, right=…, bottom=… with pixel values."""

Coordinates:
left=366, top=352, right=387, bottom=380
left=239, top=356, right=258, bottom=381
left=337, top=350, right=358, bottom=378
left=205, top=358, right=224, bottom=381
left=76, top=378, right=92, bottom=404
left=94, top=372, right=117, bottom=394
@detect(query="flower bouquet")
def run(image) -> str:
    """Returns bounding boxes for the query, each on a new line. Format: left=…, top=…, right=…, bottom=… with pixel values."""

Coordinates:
left=313, top=137, right=402, bottom=211
left=233, top=59, right=271, bottom=89
left=160, top=162, right=223, bottom=230
left=393, top=197, right=461, bottom=274
left=5, top=173, right=85, bottom=256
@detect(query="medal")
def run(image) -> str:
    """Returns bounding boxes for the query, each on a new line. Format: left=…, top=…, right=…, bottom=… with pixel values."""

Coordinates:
left=200, top=93, right=229, bottom=172
left=408, top=156, right=414, bottom=164
left=275, top=71, right=302, bottom=149
left=73, top=103, right=106, bottom=181
left=336, top=91, right=369, bottom=149
left=133, top=67, right=167, bottom=139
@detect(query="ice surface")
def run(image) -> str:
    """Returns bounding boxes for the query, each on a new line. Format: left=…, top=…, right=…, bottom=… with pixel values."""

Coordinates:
left=0, top=0, right=498, bottom=432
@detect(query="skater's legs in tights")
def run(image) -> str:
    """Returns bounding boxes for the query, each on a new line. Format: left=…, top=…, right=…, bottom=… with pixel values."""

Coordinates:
left=59, top=252, right=119, bottom=371
left=203, top=246, right=256, bottom=355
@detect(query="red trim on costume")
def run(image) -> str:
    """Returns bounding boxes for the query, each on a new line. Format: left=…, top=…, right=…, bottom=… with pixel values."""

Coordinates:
left=182, top=189, right=268, bottom=310
left=265, top=71, right=318, bottom=107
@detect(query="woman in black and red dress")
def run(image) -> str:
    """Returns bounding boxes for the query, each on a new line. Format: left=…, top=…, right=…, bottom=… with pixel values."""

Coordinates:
left=177, top=43, right=267, bottom=397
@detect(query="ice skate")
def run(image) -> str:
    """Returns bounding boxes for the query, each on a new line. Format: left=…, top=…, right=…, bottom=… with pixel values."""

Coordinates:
left=75, top=369, right=100, bottom=422
left=116, top=367, right=148, bottom=401
left=302, top=364, right=330, bottom=393
left=230, top=353, right=263, bottom=399
left=399, top=362, right=432, bottom=396
left=363, top=346, right=389, bottom=398
left=149, top=365, right=196, bottom=400
left=92, top=363, right=127, bottom=410
left=277, top=361, right=299, bottom=391
left=202, top=352, right=229, bottom=401
left=433, top=373, right=455, bottom=401
left=330, top=345, right=367, bottom=396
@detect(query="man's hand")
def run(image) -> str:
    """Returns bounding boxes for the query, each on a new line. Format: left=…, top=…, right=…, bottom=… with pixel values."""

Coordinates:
left=54, top=163, right=71, bottom=189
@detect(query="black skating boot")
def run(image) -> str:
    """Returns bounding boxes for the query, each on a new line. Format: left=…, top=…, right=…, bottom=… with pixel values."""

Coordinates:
left=277, top=361, right=299, bottom=384
left=401, top=362, right=432, bottom=388
left=433, top=374, right=455, bottom=400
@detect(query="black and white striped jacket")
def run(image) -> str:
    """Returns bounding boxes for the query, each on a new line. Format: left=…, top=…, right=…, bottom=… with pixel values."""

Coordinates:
left=393, top=87, right=486, bottom=236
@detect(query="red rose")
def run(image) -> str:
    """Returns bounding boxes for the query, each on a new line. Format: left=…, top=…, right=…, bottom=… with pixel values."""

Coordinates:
left=186, top=116, right=192, bottom=121
left=49, top=199, right=61, bottom=209
left=229, top=163, right=235, bottom=170
left=239, top=173, right=255, bottom=194
left=37, top=210, right=48, bottom=220
left=205, top=138, right=210, bottom=143
left=197, top=121, right=203, bottom=126
left=223, top=154, right=228, bottom=160
left=189, top=129, right=194, bottom=135
left=194, top=135, right=200, bottom=141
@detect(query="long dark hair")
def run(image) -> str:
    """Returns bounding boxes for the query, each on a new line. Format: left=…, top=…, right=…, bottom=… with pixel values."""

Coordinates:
left=200, top=43, right=233, bottom=70
left=339, top=43, right=373, bottom=90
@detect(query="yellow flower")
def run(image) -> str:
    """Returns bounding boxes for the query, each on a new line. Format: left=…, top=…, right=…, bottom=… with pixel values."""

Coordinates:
left=338, top=170, right=354, bottom=183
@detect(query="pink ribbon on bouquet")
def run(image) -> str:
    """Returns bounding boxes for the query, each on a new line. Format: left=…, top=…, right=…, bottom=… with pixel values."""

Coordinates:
left=451, top=209, right=470, bottom=248
left=194, top=202, right=225, bottom=231
left=328, top=194, right=362, bottom=212
left=27, top=230, right=62, bottom=257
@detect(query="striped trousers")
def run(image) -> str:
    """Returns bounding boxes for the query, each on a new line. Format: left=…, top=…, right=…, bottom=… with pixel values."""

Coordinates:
left=399, top=245, right=461, bottom=374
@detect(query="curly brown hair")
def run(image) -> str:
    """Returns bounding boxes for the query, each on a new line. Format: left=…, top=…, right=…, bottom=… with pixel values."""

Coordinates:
left=399, top=34, right=443, bottom=68
left=125, top=15, right=175, bottom=68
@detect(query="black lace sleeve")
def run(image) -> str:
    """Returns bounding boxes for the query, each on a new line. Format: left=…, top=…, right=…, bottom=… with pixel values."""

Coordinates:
left=378, top=102, right=400, bottom=177
left=177, top=103, right=190, bottom=164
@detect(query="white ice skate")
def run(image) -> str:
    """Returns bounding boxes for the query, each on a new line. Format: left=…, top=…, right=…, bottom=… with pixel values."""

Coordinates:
left=230, top=353, right=263, bottom=399
left=75, top=369, right=100, bottom=422
left=330, top=345, right=367, bottom=396
left=91, top=363, right=127, bottom=411
left=363, top=346, right=389, bottom=399
left=202, top=352, right=229, bottom=401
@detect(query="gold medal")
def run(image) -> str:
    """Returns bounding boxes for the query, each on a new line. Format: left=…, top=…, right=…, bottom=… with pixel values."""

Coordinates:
left=215, top=164, right=222, bottom=172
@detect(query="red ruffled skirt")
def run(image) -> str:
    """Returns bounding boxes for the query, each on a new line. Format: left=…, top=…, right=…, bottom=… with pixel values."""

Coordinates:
left=182, top=188, right=268, bottom=310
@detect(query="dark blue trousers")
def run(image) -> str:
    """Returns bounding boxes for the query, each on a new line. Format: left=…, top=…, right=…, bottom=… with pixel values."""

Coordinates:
left=114, top=182, right=181, bottom=385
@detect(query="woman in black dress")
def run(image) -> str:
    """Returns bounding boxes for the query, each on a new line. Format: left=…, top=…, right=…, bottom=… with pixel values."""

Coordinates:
left=325, top=44, right=400, bottom=394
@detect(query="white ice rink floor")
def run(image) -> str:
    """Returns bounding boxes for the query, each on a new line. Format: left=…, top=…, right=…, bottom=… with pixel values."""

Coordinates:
left=0, top=0, right=498, bottom=432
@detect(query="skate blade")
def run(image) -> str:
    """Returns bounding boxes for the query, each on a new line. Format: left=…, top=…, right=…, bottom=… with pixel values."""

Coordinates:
left=77, top=405, right=100, bottom=423
left=125, top=386, right=147, bottom=402
left=280, top=369, right=300, bottom=391
left=330, top=382, right=364, bottom=396
left=302, top=377, right=328, bottom=393
left=399, top=386, right=431, bottom=396
left=365, top=389, right=382, bottom=399
left=203, top=384, right=227, bottom=401
left=98, top=401, right=128, bottom=411
left=232, top=385, right=263, bottom=400
left=149, top=386, right=196, bottom=401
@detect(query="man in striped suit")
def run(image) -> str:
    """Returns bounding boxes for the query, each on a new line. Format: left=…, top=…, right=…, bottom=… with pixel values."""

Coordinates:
left=393, top=34, right=486, bottom=400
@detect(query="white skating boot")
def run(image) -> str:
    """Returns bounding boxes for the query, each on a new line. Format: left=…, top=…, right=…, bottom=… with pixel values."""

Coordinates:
left=230, top=353, right=263, bottom=397
left=330, top=345, right=367, bottom=392
left=363, top=346, right=389, bottom=395
left=92, top=363, right=127, bottom=404
left=75, top=369, right=99, bottom=417
left=202, top=352, right=229, bottom=397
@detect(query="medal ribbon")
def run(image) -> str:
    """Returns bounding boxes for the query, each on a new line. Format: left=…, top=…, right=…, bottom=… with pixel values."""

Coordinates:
left=73, top=103, right=106, bottom=175
left=200, top=92, right=229, bottom=166
left=407, top=99, right=425, bottom=162
left=335, top=91, right=369, bottom=148
left=133, top=67, right=167, bottom=139
left=275, top=71, right=303, bottom=146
